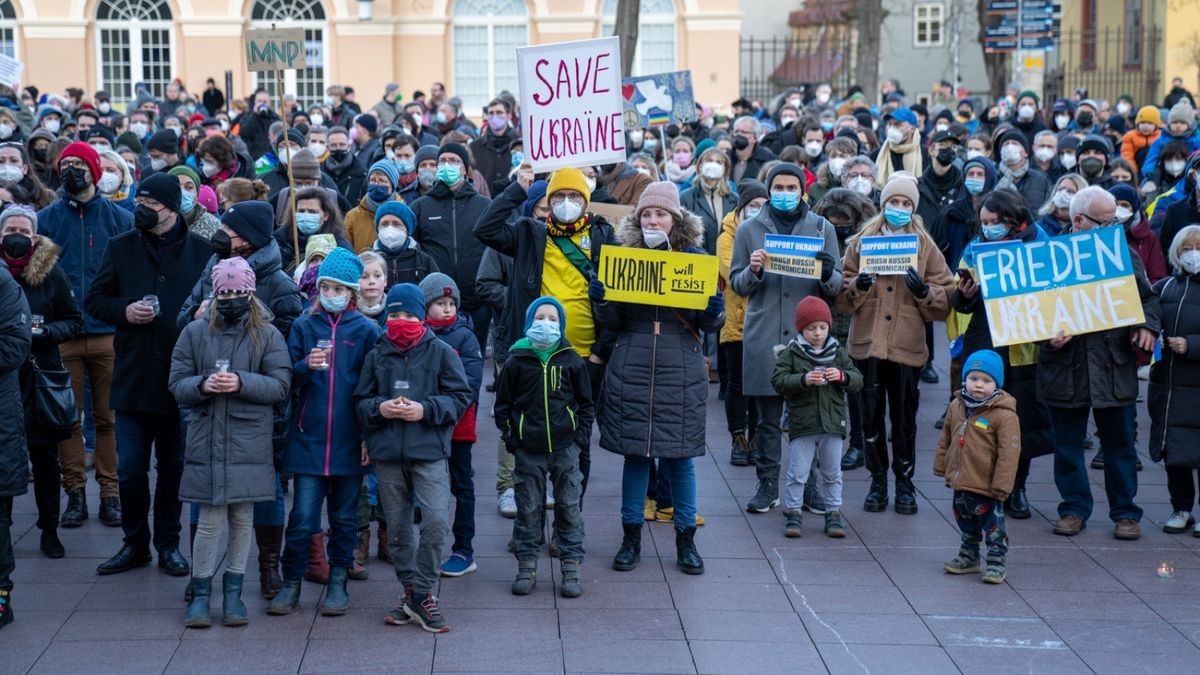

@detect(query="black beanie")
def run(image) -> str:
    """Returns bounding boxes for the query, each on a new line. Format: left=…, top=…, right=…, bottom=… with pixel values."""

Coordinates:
left=147, top=129, right=180, bottom=155
left=735, top=179, right=768, bottom=213
left=220, top=200, right=275, bottom=249
left=766, top=162, right=807, bottom=192
left=997, top=128, right=1030, bottom=155
left=439, top=142, right=471, bottom=170
left=138, top=173, right=182, bottom=214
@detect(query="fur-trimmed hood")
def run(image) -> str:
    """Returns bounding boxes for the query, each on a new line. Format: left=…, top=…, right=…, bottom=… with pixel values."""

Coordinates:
left=21, top=235, right=61, bottom=286
left=616, top=209, right=705, bottom=251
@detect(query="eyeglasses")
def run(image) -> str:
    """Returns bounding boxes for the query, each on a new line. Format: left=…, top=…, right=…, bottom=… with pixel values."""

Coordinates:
left=60, top=158, right=89, bottom=171
left=1081, top=213, right=1115, bottom=228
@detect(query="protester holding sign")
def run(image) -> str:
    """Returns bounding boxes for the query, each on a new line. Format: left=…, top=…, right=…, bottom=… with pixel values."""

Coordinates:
left=836, top=173, right=954, bottom=515
left=1039, top=186, right=1161, bottom=541
left=590, top=182, right=722, bottom=576
left=729, top=163, right=840, bottom=514
left=951, top=188, right=1054, bottom=519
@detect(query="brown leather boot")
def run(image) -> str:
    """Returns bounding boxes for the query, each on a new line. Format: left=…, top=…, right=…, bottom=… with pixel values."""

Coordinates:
left=353, top=530, right=369, bottom=566
left=303, top=532, right=330, bottom=584
left=376, top=527, right=392, bottom=564
left=255, top=524, right=284, bottom=599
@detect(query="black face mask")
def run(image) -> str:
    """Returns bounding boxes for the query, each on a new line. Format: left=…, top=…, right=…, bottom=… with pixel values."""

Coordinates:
left=1, top=233, right=31, bottom=259
left=31, top=146, right=49, bottom=162
left=935, top=148, right=956, bottom=166
left=210, top=229, right=233, bottom=258
left=217, top=296, right=251, bottom=325
left=1076, top=113, right=1094, bottom=128
left=61, top=166, right=91, bottom=194
left=733, top=136, right=750, bottom=151
left=134, top=204, right=162, bottom=231
left=329, top=149, right=349, bottom=163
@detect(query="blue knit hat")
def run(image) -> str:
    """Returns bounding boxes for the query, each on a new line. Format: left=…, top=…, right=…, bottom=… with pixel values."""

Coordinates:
left=368, top=159, right=400, bottom=189
left=316, top=247, right=363, bottom=290
left=385, top=283, right=426, bottom=320
left=522, top=180, right=549, bottom=219
left=963, top=349, right=1004, bottom=388
left=524, top=296, right=566, bottom=332
left=374, top=200, right=415, bottom=231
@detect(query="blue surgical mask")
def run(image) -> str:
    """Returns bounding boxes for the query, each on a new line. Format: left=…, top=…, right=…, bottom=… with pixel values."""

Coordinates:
left=296, top=212, right=322, bottom=235
left=981, top=224, right=1009, bottom=241
left=525, top=319, right=561, bottom=347
left=180, top=191, right=196, bottom=214
left=820, top=121, right=834, bottom=132
left=367, top=184, right=393, bottom=203
left=770, top=191, right=799, bottom=212
left=511, top=151, right=524, bottom=168
left=964, top=178, right=986, bottom=195
left=644, top=138, right=659, bottom=152
left=320, top=294, right=349, bottom=313
left=437, top=163, right=462, bottom=186
left=395, top=159, right=415, bottom=175
left=744, top=206, right=761, bottom=221
left=883, top=206, right=912, bottom=228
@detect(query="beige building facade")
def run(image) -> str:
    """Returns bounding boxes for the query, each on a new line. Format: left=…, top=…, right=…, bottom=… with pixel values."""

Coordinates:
left=6, top=0, right=743, bottom=113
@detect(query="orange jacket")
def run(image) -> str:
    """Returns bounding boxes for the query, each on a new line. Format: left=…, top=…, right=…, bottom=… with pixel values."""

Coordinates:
left=1122, top=128, right=1162, bottom=168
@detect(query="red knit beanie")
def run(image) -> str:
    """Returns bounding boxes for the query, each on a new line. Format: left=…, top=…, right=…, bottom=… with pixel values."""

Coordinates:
left=793, top=296, right=832, bottom=332
left=58, top=141, right=102, bottom=184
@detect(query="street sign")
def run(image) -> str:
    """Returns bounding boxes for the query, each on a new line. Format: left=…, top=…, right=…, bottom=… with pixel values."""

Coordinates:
left=984, top=36, right=1056, bottom=52
left=986, top=0, right=1059, bottom=13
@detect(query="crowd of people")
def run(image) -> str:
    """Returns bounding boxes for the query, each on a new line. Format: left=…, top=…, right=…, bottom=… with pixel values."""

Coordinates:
left=0, top=71, right=1198, bottom=633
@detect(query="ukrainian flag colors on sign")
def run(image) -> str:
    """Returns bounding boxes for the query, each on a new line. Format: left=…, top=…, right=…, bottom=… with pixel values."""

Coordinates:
left=763, top=234, right=824, bottom=279
left=974, top=227, right=1146, bottom=347
left=860, top=235, right=919, bottom=275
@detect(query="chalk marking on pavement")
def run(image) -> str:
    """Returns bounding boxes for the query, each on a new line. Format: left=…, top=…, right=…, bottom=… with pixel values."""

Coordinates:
left=943, top=633, right=1067, bottom=650
left=773, top=548, right=870, bottom=675
left=924, top=615, right=1042, bottom=623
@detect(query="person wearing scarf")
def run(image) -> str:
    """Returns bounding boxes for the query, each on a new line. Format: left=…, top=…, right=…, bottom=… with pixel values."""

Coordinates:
left=875, top=108, right=925, bottom=187
left=345, top=160, right=402, bottom=254
left=994, top=129, right=1052, bottom=212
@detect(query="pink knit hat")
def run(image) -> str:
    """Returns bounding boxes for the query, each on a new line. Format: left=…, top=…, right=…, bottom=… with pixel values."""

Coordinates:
left=211, top=256, right=256, bottom=295
left=635, top=181, right=683, bottom=220
left=198, top=185, right=219, bottom=214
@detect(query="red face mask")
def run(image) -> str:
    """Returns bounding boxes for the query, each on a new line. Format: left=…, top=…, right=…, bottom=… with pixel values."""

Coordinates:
left=386, top=318, right=426, bottom=350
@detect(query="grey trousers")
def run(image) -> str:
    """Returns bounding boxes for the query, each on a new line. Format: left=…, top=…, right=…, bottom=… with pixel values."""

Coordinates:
left=753, top=395, right=786, bottom=485
left=192, top=502, right=255, bottom=578
left=513, top=445, right=585, bottom=562
left=375, top=459, right=451, bottom=594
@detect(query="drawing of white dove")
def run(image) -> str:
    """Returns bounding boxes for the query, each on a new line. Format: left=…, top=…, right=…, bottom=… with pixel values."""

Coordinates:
left=634, top=79, right=673, bottom=115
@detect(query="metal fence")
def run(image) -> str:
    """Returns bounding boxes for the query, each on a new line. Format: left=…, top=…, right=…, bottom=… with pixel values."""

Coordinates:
left=739, top=33, right=856, bottom=104
left=1044, top=26, right=1161, bottom=107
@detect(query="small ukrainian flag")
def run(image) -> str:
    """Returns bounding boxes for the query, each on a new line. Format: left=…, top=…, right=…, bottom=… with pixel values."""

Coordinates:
left=974, top=418, right=990, bottom=430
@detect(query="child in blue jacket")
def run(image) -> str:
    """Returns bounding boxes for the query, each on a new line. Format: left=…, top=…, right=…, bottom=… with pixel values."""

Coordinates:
left=267, top=247, right=381, bottom=618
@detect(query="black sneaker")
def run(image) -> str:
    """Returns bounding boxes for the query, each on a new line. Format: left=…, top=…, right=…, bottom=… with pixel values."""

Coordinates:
left=745, top=479, right=779, bottom=513
left=405, top=592, right=449, bottom=633
left=920, top=364, right=939, bottom=384
left=384, top=585, right=414, bottom=625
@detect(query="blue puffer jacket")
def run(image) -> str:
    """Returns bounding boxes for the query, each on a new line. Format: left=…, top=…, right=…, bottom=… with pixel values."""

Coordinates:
left=286, top=307, right=382, bottom=476
left=37, top=192, right=134, bottom=334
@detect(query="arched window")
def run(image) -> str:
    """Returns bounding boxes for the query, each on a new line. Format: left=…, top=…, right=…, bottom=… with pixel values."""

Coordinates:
left=601, top=0, right=676, bottom=75
left=452, top=0, right=528, bottom=113
left=95, top=0, right=174, bottom=104
left=0, top=1, right=16, bottom=59
left=251, top=0, right=327, bottom=109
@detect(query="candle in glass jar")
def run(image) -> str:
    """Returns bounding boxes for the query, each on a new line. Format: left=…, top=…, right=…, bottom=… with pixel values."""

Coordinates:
left=1158, top=561, right=1175, bottom=578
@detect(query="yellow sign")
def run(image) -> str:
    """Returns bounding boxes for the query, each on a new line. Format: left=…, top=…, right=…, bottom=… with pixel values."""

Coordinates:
left=598, top=246, right=717, bottom=310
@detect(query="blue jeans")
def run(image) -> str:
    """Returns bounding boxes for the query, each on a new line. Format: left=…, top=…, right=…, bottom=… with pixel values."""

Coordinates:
left=116, top=411, right=184, bottom=551
left=621, top=456, right=695, bottom=529
left=280, top=473, right=362, bottom=581
left=448, top=440, right=475, bottom=557
left=1051, top=405, right=1142, bottom=523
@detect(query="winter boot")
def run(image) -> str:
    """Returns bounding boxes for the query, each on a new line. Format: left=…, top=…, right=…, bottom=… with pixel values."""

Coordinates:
left=746, top=478, right=780, bottom=513
left=824, top=511, right=847, bottom=538
left=675, top=527, right=704, bottom=575
left=943, top=549, right=981, bottom=574
left=61, top=488, right=87, bottom=528
left=304, top=532, right=330, bottom=584
left=353, top=530, right=370, bottom=566
left=730, top=432, right=752, bottom=466
left=612, top=522, right=642, bottom=571
left=40, top=528, right=65, bottom=559
left=266, top=579, right=302, bottom=615
left=184, top=523, right=198, bottom=602
left=221, top=571, right=248, bottom=627
left=184, top=577, right=212, bottom=628
left=894, top=475, right=918, bottom=515
left=511, top=559, right=538, bottom=595
left=783, top=510, right=803, bottom=538
left=560, top=559, right=583, bottom=598
left=863, top=473, right=889, bottom=512
left=376, top=527, right=392, bottom=563
left=1005, top=488, right=1031, bottom=520
left=982, top=558, right=1006, bottom=584
left=254, top=524, right=283, bottom=599
left=320, top=567, right=350, bottom=616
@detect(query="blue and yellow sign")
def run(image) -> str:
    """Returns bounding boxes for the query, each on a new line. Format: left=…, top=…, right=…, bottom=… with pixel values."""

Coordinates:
left=860, top=235, right=919, bottom=275
left=598, top=246, right=717, bottom=310
left=764, top=234, right=824, bottom=279
left=975, top=227, right=1146, bottom=347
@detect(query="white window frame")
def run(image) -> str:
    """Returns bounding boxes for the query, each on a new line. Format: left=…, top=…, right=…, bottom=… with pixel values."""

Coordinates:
left=250, top=0, right=329, bottom=109
left=451, top=0, right=529, bottom=114
left=94, top=0, right=176, bottom=106
left=914, top=2, right=946, bottom=49
left=0, top=0, right=18, bottom=60
left=600, top=0, right=677, bottom=76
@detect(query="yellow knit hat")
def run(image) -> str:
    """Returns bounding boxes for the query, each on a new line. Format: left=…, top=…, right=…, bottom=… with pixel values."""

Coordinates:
left=1136, top=105, right=1162, bottom=127
left=547, top=167, right=591, bottom=203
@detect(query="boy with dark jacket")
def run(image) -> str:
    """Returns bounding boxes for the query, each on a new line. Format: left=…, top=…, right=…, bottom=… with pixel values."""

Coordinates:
left=494, top=296, right=593, bottom=599
left=354, top=283, right=471, bottom=634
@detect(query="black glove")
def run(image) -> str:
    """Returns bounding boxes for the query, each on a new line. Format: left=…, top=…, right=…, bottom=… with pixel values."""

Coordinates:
left=905, top=267, right=929, bottom=299
left=815, top=251, right=835, bottom=283
left=588, top=278, right=606, bottom=301
left=704, top=293, right=724, bottom=317
left=855, top=272, right=874, bottom=291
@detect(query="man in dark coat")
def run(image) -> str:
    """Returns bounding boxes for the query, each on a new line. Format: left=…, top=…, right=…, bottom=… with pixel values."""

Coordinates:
left=85, top=173, right=213, bottom=576
left=238, top=90, right=280, bottom=161
left=411, top=143, right=492, bottom=350
left=468, top=98, right=517, bottom=194
left=0, top=257, right=31, bottom=628
left=322, top=126, right=366, bottom=204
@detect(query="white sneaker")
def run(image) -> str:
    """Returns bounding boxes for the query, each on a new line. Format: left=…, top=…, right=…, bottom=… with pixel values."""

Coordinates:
left=1163, top=510, right=1194, bottom=534
left=498, top=488, right=517, bottom=518
left=545, top=489, right=555, bottom=510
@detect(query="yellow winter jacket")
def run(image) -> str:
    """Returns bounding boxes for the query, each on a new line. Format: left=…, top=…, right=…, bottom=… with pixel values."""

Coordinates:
left=716, top=211, right=746, bottom=344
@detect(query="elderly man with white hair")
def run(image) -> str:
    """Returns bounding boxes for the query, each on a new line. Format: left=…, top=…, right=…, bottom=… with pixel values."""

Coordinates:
left=1039, top=186, right=1162, bottom=540
left=730, top=116, right=777, bottom=184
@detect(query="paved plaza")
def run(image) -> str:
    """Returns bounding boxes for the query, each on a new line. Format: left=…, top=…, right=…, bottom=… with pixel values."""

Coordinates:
left=4, top=338, right=1200, bottom=674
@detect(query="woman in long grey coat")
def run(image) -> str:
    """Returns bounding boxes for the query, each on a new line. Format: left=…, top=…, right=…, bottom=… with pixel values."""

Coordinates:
left=591, top=182, right=724, bottom=577
left=168, top=257, right=291, bottom=629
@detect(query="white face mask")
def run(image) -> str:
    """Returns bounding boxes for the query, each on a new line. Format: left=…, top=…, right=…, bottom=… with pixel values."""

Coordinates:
left=150, top=158, right=167, bottom=172
left=0, top=124, right=11, bottom=140
left=1017, top=104, right=1035, bottom=120
left=98, top=102, right=112, bottom=114
left=1000, top=144, right=1024, bottom=165
left=635, top=167, right=651, bottom=177
left=552, top=198, right=583, bottom=224
left=585, top=177, right=597, bottom=193
left=167, top=126, right=181, bottom=137
left=886, top=126, right=905, bottom=145
left=1059, top=153, right=1077, bottom=170
left=43, top=119, right=61, bottom=134
left=131, top=122, right=149, bottom=137
left=1055, top=114, right=1070, bottom=129
left=219, top=119, right=230, bottom=132
left=98, top=172, right=122, bottom=194
left=629, top=130, right=644, bottom=144
left=642, top=227, right=670, bottom=249
left=1117, top=102, right=1132, bottom=116
left=966, top=149, right=985, bottom=160
left=700, top=161, right=724, bottom=180
left=804, top=141, right=823, bottom=158
left=311, top=114, right=325, bottom=127
left=1034, top=147, right=1056, bottom=163
left=309, top=142, right=326, bottom=156
left=377, top=225, right=407, bottom=250
left=385, top=148, right=396, bottom=161
left=1166, top=160, right=1187, bottom=176
left=201, top=160, right=220, bottom=177
left=1115, top=206, right=1133, bottom=222
left=935, top=123, right=949, bottom=133
left=827, top=157, right=847, bottom=178
left=816, top=92, right=830, bottom=105
left=848, top=176, right=873, bottom=196
left=1181, top=250, right=1200, bottom=275
left=1053, top=189, right=1073, bottom=209
left=0, top=164, right=21, bottom=183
